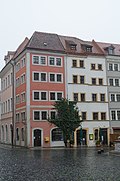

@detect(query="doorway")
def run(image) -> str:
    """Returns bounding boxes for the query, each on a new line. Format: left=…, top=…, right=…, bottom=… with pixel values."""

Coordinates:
left=77, top=129, right=87, bottom=146
left=99, top=128, right=108, bottom=145
left=34, top=129, right=41, bottom=147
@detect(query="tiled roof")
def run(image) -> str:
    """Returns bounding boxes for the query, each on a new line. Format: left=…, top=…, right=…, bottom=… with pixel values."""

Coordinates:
left=26, top=31, right=65, bottom=53
left=13, top=37, right=29, bottom=59
left=59, top=35, right=104, bottom=55
left=96, top=42, right=120, bottom=56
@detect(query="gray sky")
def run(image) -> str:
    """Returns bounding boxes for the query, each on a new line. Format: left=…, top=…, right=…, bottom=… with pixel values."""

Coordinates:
left=0, top=0, right=120, bottom=70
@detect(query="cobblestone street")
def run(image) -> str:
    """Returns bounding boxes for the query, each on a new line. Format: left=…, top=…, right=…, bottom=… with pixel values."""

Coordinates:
left=0, top=145, right=120, bottom=181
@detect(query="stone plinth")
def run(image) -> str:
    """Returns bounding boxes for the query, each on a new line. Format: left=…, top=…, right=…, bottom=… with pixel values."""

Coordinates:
left=114, top=140, right=120, bottom=152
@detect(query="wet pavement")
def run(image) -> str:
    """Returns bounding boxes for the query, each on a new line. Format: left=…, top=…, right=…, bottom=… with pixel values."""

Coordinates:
left=0, top=145, right=120, bottom=181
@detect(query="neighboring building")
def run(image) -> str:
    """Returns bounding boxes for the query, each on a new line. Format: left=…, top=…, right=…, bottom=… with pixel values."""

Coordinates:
left=0, top=51, right=15, bottom=144
left=97, top=42, right=120, bottom=142
left=59, top=36, right=110, bottom=146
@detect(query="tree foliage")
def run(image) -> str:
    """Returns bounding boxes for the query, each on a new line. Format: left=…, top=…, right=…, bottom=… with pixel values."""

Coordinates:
left=48, top=98, right=82, bottom=147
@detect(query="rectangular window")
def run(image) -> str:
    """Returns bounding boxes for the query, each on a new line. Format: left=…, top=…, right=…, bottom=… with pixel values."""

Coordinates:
left=81, top=93, right=85, bottom=102
left=56, top=58, right=61, bottom=66
left=34, top=72, right=39, bottom=81
left=49, top=57, right=55, bottom=65
left=80, top=76, right=84, bottom=84
left=99, top=78, right=103, bottom=85
left=93, top=112, right=98, bottom=120
left=41, top=111, right=47, bottom=120
left=73, top=75, right=77, bottom=83
left=117, top=111, right=120, bottom=120
left=21, top=74, right=25, bottom=84
left=79, top=60, right=84, bottom=68
left=57, top=74, right=62, bottom=82
left=116, top=94, right=120, bottom=102
left=34, top=111, right=40, bottom=120
left=92, top=78, right=96, bottom=85
left=115, top=79, right=119, bottom=86
left=72, top=60, right=77, bottom=67
left=34, top=92, right=40, bottom=100
left=50, top=92, right=55, bottom=100
left=21, top=93, right=26, bottom=102
left=101, top=112, right=106, bottom=120
left=114, top=64, right=118, bottom=71
left=8, top=75, right=10, bottom=86
left=57, top=93, right=62, bottom=100
left=98, top=64, right=102, bottom=70
left=111, top=94, right=115, bottom=102
left=109, top=79, right=113, bottom=86
left=73, top=93, right=78, bottom=101
left=111, top=111, right=116, bottom=120
left=33, top=56, right=39, bottom=64
left=91, top=64, right=95, bottom=70
left=16, top=113, right=20, bottom=122
left=21, top=112, right=26, bottom=121
left=41, top=92, right=47, bottom=100
left=92, top=94, right=97, bottom=102
left=50, top=111, right=56, bottom=119
left=41, top=73, right=46, bottom=81
left=82, top=112, right=86, bottom=120
left=40, top=56, right=46, bottom=65
left=100, top=94, right=105, bottom=102
left=50, top=74, right=55, bottom=81
left=21, top=58, right=25, bottom=67
left=109, top=63, right=113, bottom=71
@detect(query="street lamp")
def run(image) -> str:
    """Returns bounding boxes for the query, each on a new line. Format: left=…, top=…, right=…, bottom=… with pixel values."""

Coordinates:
left=10, top=60, right=15, bottom=147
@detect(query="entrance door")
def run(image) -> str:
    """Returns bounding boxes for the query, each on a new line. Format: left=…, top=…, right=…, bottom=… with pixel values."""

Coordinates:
left=34, top=129, right=41, bottom=147
left=77, top=129, right=87, bottom=146
left=100, top=128, right=108, bottom=145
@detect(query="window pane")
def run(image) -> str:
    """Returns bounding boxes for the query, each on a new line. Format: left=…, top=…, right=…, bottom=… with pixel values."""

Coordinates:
left=73, top=75, right=77, bottom=83
left=80, top=60, right=84, bottom=67
left=57, top=93, right=62, bottom=100
left=115, top=79, right=119, bottom=86
left=41, top=111, right=47, bottom=120
left=114, top=64, right=118, bottom=71
left=81, top=94, right=85, bottom=101
left=111, top=94, right=115, bottom=102
left=93, top=113, right=98, bottom=120
left=92, top=78, right=96, bottom=85
left=73, top=93, right=78, bottom=101
left=80, top=76, right=84, bottom=84
left=34, top=92, right=39, bottom=100
left=100, top=94, right=105, bottom=102
left=111, top=111, right=116, bottom=120
left=49, top=57, right=55, bottom=65
left=52, top=128, right=63, bottom=141
left=41, top=92, right=47, bottom=100
left=34, top=73, right=39, bottom=81
left=92, top=94, right=97, bottom=102
left=50, top=93, right=55, bottom=100
left=56, top=58, right=61, bottom=66
left=72, top=60, right=77, bottom=67
left=33, top=56, right=39, bottom=64
left=57, top=74, right=62, bottom=82
left=82, top=112, right=86, bottom=120
left=91, top=64, right=95, bottom=70
left=41, top=73, right=46, bottom=81
left=117, top=111, right=120, bottom=120
left=116, top=94, right=120, bottom=102
left=109, top=79, right=113, bottom=86
left=34, top=111, right=40, bottom=120
left=98, top=64, right=102, bottom=70
left=50, top=74, right=55, bottom=81
left=109, top=64, right=113, bottom=71
left=51, top=111, right=56, bottom=119
left=40, top=57, right=46, bottom=65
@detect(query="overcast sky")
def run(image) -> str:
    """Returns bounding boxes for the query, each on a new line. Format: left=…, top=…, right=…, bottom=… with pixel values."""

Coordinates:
left=0, top=0, right=120, bottom=70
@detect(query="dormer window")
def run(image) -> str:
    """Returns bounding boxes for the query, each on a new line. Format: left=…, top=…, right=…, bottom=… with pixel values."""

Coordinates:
left=104, top=45, right=115, bottom=55
left=70, top=44, right=76, bottom=50
left=108, top=47, right=114, bottom=55
left=65, top=40, right=77, bottom=51
left=81, top=44, right=92, bottom=53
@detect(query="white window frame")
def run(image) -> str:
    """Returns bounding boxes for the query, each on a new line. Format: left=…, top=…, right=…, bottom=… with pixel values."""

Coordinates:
left=33, top=110, right=40, bottom=121
left=40, top=56, right=47, bottom=66
left=32, top=71, right=40, bottom=82
left=49, top=91, right=63, bottom=101
left=32, top=55, right=40, bottom=65
left=48, top=56, right=62, bottom=67
left=49, top=73, right=63, bottom=83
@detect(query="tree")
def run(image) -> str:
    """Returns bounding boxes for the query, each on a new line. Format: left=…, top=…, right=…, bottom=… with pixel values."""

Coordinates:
left=48, top=98, right=82, bottom=147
